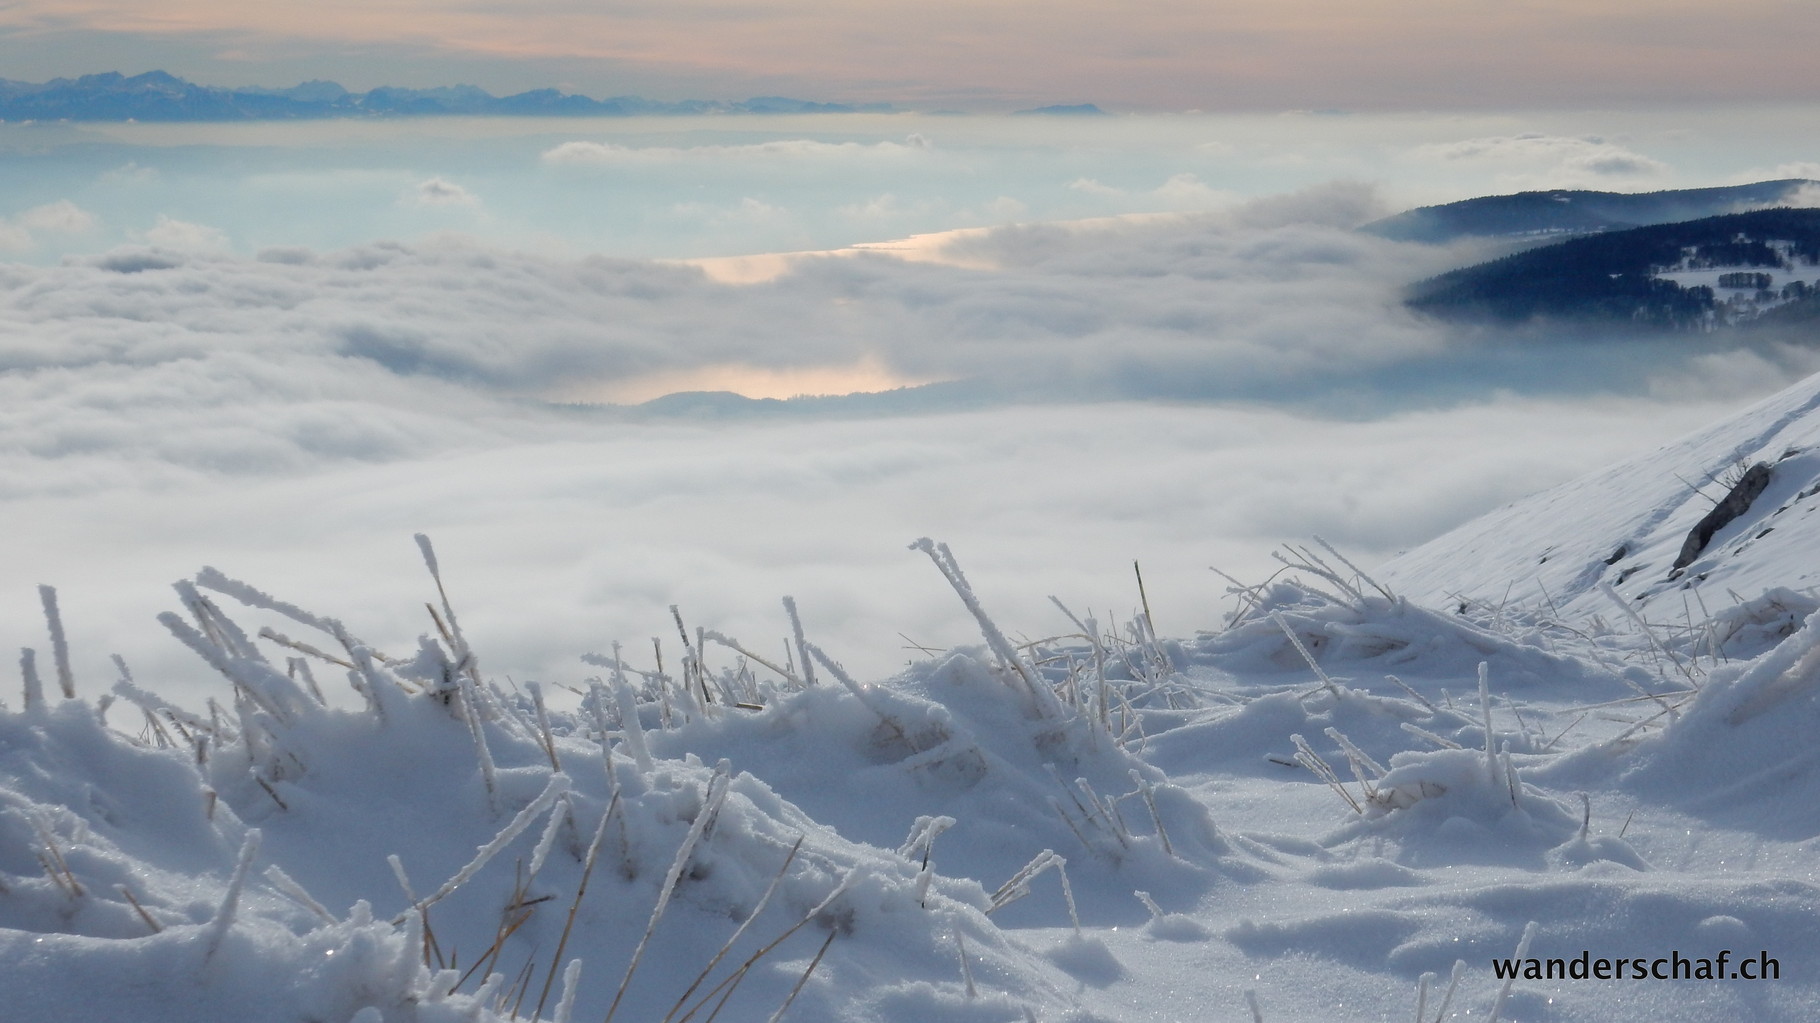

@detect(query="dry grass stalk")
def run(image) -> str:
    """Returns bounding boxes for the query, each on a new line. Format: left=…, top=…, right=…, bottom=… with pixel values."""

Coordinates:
left=506, top=952, right=539, bottom=1018
left=20, top=647, right=43, bottom=710
left=1478, top=663, right=1495, bottom=768
left=257, top=628, right=356, bottom=670
left=911, top=538, right=1058, bottom=718
left=897, top=817, right=952, bottom=907
left=194, top=567, right=347, bottom=649
left=1075, top=778, right=1130, bottom=847
left=1271, top=613, right=1340, bottom=697
left=415, top=533, right=479, bottom=684
left=987, top=849, right=1077, bottom=930
left=660, top=835, right=804, bottom=1023
left=286, top=656, right=327, bottom=705
left=161, top=711, right=196, bottom=747
left=804, top=643, right=917, bottom=749
left=669, top=606, right=715, bottom=714
left=1133, top=561, right=1155, bottom=639
left=604, top=762, right=732, bottom=1023
left=255, top=775, right=290, bottom=811
left=455, top=904, right=533, bottom=992
left=1048, top=597, right=1117, bottom=734
left=1047, top=797, right=1096, bottom=851
left=531, top=790, right=623, bottom=1021
left=203, top=829, right=262, bottom=961
left=397, top=857, right=453, bottom=970
left=458, top=674, right=501, bottom=810
left=263, top=864, right=336, bottom=924
left=782, top=596, right=817, bottom=687
left=530, top=682, right=563, bottom=773
left=765, top=929, right=836, bottom=1023
left=1487, top=922, right=1537, bottom=1023
left=426, top=602, right=459, bottom=660
left=1400, top=722, right=1462, bottom=751
left=1043, top=769, right=1127, bottom=854
left=1272, top=545, right=1366, bottom=611
left=31, top=815, right=84, bottom=898
left=677, top=869, right=862, bottom=1023
left=1421, top=960, right=1465, bottom=1023
left=117, top=883, right=162, bottom=933
left=703, top=630, right=801, bottom=688
left=415, top=773, right=571, bottom=919
left=526, top=793, right=571, bottom=883
left=1598, top=583, right=1697, bottom=688
left=1290, top=734, right=1362, bottom=814
left=37, top=585, right=75, bottom=699
left=1129, top=770, right=1175, bottom=858
left=1313, top=535, right=1397, bottom=602
left=1324, top=726, right=1387, bottom=802
left=138, top=708, right=173, bottom=749
left=1384, top=674, right=1438, bottom=713
left=954, top=927, right=977, bottom=998
left=553, top=959, right=584, bottom=1023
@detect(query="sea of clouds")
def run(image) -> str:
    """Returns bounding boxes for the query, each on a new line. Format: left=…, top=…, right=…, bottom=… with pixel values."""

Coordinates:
left=2, top=109, right=1817, bottom=702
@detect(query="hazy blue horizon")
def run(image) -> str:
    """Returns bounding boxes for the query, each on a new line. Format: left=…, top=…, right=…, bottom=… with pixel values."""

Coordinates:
left=1, top=106, right=1816, bottom=264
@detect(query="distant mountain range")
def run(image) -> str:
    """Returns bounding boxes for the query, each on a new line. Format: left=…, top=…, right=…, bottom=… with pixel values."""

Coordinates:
left=1011, top=104, right=1109, bottom=117
left=0, top=70, right=897, bottom=121
left=1405, top=206, right=1820, bottom=331
left=1362, top=180, right=1816, bottom=244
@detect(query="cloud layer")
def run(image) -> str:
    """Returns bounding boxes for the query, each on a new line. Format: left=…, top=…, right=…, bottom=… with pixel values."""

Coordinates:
left=1409, top=134, right=1672, bottom=191
left=6, top=109, right=1814, bottom=270
left=0, top=189, right=1460, bottom=472
left=541, top=137, right=934, bottom=168
left=1, top=195, right=1813, bottom=705
left=0, top=391, right=1747, bottom=709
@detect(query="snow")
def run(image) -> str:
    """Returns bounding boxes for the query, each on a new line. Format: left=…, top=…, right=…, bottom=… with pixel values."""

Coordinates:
left=5, top=368, right=1820, bottom=1021
left=1652, top=245, right=1819, bottom=323
left=1380, top=369, right=1820, bottom=624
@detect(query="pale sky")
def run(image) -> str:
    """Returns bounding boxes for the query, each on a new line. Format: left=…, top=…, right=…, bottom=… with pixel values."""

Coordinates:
left=1, top=0, right=1816, bottom=110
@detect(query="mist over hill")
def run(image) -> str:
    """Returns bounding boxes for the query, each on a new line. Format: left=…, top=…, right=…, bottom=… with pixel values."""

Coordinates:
left=1361, top=180, right=1817, bottom=244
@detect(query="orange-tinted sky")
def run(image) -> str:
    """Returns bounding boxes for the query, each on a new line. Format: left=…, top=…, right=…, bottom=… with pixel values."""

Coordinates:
left=1, top=0, right=1816, bottom=109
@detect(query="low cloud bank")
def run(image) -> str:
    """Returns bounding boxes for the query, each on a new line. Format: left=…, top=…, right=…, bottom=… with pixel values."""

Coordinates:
left=542, top=137, right=935, bottom=167
left=0, top=397, right=1743, bottom=708
left=1, top=188, right=1469, bottom=472
left=0, top=195, right=1810, bottom=701
left=1406, top=133, right=1671, bottom=191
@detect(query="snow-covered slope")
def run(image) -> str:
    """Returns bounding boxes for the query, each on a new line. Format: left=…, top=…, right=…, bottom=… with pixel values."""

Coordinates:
left=1379, top=368, right=1820, bottom=622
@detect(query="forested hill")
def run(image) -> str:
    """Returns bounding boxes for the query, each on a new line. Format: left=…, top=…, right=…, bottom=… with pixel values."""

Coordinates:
left=1404, top=207, right=1820, bottom=330
left=1362, top=180, right=1814, bottom=244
